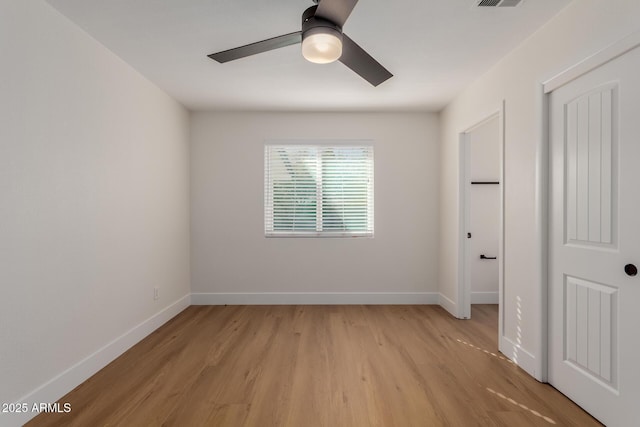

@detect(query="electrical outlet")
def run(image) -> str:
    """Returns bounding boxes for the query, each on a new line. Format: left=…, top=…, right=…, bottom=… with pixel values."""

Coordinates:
left=153, top=287, right=159, bottom=301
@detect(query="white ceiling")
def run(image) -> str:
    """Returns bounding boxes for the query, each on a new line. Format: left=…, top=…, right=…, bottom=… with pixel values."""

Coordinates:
left=46, top=0, right=570, bottom=112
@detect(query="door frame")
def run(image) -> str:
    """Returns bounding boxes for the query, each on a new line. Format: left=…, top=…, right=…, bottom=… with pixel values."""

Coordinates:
left=457, top=104, right=505, bottom=341
left=540, top=30, right=640, bottom=382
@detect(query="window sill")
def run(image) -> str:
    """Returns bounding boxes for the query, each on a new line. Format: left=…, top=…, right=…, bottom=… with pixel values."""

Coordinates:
left=265, top=232, right=374, bottom=238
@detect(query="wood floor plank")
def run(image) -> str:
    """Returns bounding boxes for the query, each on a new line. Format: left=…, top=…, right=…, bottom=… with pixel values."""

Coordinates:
left=26, top=305, right=602, bottom=427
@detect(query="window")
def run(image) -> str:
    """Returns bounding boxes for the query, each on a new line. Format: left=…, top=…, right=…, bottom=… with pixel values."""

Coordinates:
left=264, top=143, right=374, bottom=237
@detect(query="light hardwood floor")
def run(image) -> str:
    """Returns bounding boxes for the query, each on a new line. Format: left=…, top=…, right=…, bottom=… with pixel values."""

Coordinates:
left=27, top=305, right=601, bottom=426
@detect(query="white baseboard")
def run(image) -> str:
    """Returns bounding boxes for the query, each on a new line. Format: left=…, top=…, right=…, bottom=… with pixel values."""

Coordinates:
left=7, top=294, right=191, bottom=427
left=471, top=291, right=499, bottom=304
left=438, top=293, right=459, bottom=318
left=191, top=292, right=439, bottom=305
left=500, top=335, right=538, bottom=379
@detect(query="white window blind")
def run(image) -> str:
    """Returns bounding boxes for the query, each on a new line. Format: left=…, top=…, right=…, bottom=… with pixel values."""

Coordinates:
left=265, top=144, right=374, bottom=237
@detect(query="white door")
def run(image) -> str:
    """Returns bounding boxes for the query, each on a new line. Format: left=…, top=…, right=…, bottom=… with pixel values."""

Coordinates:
left=467, top=117, right=500, bottom=305
left=548, top=45, right=640, bottom=426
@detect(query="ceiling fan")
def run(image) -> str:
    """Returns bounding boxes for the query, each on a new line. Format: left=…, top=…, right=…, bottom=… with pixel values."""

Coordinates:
left=207, top=0, right=393, bottom=87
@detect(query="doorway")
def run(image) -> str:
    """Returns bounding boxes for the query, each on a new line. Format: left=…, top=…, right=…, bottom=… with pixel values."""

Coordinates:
left=458, top=108, right=504, bottom=328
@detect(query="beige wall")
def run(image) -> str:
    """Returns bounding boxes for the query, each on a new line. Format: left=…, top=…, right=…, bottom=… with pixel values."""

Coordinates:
left=190, top=112, right=440, bottom=303
left=0, top=0, right=191, bottom=416
left=439, top=0, right=640, bottom=378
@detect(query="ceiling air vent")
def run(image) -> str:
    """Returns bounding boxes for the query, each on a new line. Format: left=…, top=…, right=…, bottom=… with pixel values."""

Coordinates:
left=476, top=0, right=524, bottom=7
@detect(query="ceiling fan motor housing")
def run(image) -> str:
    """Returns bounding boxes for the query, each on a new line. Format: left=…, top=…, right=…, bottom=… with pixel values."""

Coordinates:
left=301, top=6, right=343, bottom=41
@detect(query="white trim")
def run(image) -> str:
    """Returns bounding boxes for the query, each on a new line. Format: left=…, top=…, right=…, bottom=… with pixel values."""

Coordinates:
left=543, top=30, right=640, bottom=93
left=497, top=100, right=506, bottom=347
left=458, top=132, right=470, bottom=319
left=438, top=293, right=458, bottom=317
left=8, top=294, right=191, bottom=427
left=500, top=336, right=538, bottom=378
left=471, top=292, right=499, bottom=305
left=534, top=84, right=549, bottom=382
left=191, top=292, right=439, bottom=306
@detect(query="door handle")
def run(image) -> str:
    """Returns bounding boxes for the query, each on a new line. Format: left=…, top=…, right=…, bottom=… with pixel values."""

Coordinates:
left=625, top=264, right=638, bottom=277
left=480, top=255, right=497, bottom=260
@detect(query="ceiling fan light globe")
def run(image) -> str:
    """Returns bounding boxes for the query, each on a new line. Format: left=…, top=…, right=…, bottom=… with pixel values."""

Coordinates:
left=302, top=32, right=342, bottom=64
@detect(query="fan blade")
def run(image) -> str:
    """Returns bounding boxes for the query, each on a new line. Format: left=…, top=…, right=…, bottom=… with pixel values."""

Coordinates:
left=339, top=34, right=392, bottom=86
left=208, top=31, right=302, bottom=63
left=314, top=0, right=359, bottom=27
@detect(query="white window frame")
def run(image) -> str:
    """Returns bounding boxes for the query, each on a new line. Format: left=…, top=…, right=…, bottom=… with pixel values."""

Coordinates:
left=264, top=141, right=374, bottom=238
